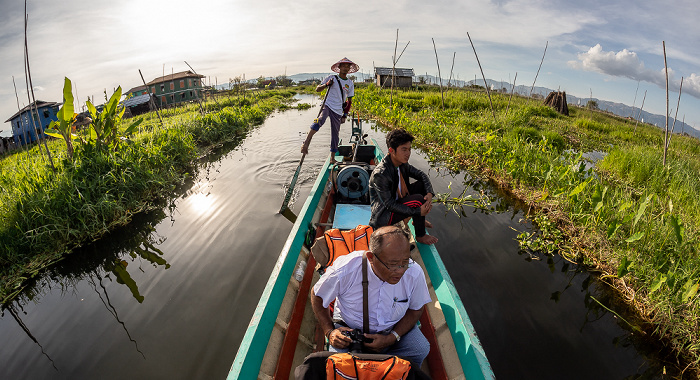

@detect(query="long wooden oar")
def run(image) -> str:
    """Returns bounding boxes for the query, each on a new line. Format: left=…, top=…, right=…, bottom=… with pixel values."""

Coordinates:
left=279, top=79, right=333, bottom=222
left=279, top=153, right=306, bottom=222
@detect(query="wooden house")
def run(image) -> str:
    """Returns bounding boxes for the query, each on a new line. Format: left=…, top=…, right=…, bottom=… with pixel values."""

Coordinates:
left=145, top=71, right=205, bottom=107
left=4, top=100, right=60, bottom=147
left=375, top=67, right=415, bottom=88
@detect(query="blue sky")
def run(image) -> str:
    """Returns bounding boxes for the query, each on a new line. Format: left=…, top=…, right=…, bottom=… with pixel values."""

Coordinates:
left=1, top=0, right=699, bottom=133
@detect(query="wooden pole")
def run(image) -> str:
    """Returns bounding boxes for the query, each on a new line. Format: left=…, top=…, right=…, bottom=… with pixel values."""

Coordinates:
left=630, top=80, right=640, bottom=117
left=391, top=29, right=398, bottom=107
left=139, top=69, right=164, bottom=128
left=24, top=4, right=55, bottom=171
left=668, top=76, right=684, bottom=151
left=448, top=52, right=456, bottom=88
left=432, top=38, right=445, bottom=110
left=184, top=60, right=207, bottom=115
left=467, top=32, right=496, bottom=121
left=12, top=76, right=30, bottom=153
left=663, top=41, right=669, bottom=167
left=634, top=90, right=646, bottom=133
left=530, top=41, right=548, bottom=97
left=505, top=72, right=518, bottom=117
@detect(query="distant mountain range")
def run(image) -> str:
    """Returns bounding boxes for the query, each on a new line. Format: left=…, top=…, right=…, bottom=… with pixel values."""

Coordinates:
left=215, top=73, right=699, bottom=139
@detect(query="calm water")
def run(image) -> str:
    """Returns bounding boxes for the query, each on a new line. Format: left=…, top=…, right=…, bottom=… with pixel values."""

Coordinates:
left=0, top=95, right=668, bottom=379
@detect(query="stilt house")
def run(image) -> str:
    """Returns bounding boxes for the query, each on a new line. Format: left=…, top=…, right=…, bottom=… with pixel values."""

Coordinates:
left=375, top=67, right=415, bottom=88
left=4, top=101, right=60, bottom=147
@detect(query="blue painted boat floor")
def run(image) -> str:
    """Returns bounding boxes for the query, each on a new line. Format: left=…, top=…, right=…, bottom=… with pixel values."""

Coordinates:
left=332, top=204, right=372, bottom=229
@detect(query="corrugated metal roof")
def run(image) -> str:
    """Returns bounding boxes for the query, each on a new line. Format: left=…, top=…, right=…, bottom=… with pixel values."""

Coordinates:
left=146, top=71, right=205, bottom=86
left=4, top=100, right=60, bottom=123
left=375, top=67, right=415, bottom=77
left=123, top=94, right=152, bottom=107
left=126, top=85, right=147, bottom=94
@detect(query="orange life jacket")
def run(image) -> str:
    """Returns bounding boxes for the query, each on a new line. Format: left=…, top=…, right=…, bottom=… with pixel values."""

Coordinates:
left=325, top=353, right=411, bottom=380
left=324, top=225, right=374, bottom=267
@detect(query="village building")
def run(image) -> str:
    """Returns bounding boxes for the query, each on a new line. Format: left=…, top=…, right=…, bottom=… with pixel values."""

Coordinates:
left=374, top=67, right=415, bottom=88
left=145, top=71, right=205, bottom=108
left=4, top=100, right=60, bottom=147
left=124, top=85, right=156, bottom=117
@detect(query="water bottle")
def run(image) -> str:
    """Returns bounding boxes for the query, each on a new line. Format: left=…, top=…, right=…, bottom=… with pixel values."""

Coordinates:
left=294, top=260, right=307, bottom=282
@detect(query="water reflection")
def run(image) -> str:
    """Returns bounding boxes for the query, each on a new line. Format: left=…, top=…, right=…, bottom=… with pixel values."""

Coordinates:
left=4, top=305, right=57, bottom=370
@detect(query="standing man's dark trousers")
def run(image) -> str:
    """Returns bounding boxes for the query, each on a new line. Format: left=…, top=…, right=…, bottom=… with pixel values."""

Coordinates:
left=387, top=180, right=429, bottom=237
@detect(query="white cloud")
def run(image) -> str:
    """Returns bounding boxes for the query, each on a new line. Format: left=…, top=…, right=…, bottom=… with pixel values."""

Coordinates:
left=569, top=44, right=699, bottom=99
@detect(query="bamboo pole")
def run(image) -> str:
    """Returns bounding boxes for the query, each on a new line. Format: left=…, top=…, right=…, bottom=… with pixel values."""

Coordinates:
left=505, top=72, right=518, bottom=117
left=634, top=90, right=646, bottom=133
left=12, top=76, right=30, bottom=153
left=139, top=69, right=164, bottom=128
left=391, top=29, right=398, bottom=107
left=467, top=33, right=496, bottom=121
left=668, top=76, right=684, bottom=151
left=448, top=52, right=456, bottom=88
left=630, top=80, right=640, bottom=117
left=663, top=41, right=669, bottom=167
left=184, top=60, right=208, bottom=115
left=530, top=41, right=548, bottom=97
left=431, top=38, right=445, bottom=110
left=23, top=4, right=55, bottom=171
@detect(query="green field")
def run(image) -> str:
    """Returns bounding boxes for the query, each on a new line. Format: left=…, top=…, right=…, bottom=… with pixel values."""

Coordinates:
left=353, top=83, right=700, bottom=372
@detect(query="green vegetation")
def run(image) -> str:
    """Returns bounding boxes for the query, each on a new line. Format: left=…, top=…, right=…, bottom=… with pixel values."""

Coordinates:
left=0, top=86, right=297, bottom=304
left=353, top=84, right=700, bottom=372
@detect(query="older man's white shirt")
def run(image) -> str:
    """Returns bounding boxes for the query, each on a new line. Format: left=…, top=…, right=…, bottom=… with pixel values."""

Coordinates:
left=313, top=250, right=431, bottom=333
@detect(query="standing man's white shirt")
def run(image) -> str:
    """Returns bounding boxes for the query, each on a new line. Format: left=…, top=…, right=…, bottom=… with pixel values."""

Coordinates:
left=321, top=75, right=354, bottom=116
left=313, top=250, right=431, bottom=333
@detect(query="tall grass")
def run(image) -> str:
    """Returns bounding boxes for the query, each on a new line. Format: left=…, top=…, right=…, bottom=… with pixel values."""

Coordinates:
left=0, top=89, right=295, bottom=303
left=354, top=84, right=700, bottom=371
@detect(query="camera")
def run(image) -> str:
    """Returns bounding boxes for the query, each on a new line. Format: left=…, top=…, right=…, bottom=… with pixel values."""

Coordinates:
left=341, top=329, right=373, bottom=353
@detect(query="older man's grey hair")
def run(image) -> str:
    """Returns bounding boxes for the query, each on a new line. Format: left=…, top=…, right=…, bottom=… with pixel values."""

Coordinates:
left=369, top=226, right=411, bottom=256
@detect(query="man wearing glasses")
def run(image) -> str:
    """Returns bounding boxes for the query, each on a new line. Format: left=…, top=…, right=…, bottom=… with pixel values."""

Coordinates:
left=310, top=226, right=431, bottom=368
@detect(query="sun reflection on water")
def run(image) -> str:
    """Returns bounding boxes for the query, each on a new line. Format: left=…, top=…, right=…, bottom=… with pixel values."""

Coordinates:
left=185, top=188, right=216, bottom=216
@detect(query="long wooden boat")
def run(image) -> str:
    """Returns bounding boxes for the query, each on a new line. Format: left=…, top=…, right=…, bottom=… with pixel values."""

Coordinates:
left=228, top=124, right=494, bottom=379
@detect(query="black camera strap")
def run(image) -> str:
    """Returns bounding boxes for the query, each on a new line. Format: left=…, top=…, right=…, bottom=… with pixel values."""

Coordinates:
left=362, top=252, right=369, bottom=334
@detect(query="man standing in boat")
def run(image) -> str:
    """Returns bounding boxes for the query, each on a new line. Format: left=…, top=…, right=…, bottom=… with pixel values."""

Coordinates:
left=310, top=226, right=431, bottom=368
left=369, top=128, right=438, bottom=245
left=300, top=57, right=358, bottom=163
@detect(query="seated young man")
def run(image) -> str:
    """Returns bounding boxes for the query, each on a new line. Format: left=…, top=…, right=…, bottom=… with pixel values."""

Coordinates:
left=368, top=129, right=438, bottom=245
left=310, top=226, right=431, bottom=368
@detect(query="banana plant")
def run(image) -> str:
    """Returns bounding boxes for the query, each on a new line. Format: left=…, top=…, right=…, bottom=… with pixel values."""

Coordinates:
left=45, top=77, right=77, bottom=161
left=81, top=86, right=142, bottom=150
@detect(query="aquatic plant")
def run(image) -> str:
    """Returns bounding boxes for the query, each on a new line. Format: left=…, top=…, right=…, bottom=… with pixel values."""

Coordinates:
left=353, top=84, right=700, bottom=372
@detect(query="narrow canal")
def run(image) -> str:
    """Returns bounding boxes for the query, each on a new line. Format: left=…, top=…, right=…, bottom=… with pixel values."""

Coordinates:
left=0, top=94, right=669, bottom=379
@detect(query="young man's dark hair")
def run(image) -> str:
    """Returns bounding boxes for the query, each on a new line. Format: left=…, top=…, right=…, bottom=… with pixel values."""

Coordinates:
left=385, top=129, right=414, bottom=151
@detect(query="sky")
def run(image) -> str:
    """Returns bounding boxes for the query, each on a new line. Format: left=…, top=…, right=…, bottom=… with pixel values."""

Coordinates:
left=1, top=0, right=699, bottom=134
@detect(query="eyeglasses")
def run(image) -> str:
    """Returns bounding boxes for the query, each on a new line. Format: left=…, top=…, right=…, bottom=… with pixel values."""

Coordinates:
left=374, top=255, right=413, bottom=272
